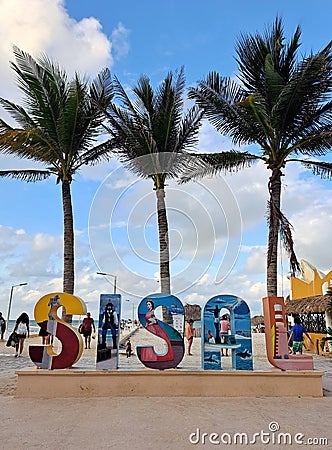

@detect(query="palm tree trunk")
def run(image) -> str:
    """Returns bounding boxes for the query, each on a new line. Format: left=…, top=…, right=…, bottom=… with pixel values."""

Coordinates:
left=267, top=168, right=282, bottom=297
left=156, top=187, right=173, bottom=324
left=156, top=187, right=171, bottom=294
left=62, top=180, right=74, bottom=322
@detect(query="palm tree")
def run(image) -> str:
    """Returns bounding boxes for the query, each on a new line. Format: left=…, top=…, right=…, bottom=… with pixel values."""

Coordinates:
left=0, top=47, right=113, bottom=307
left=101, top=68, right=203, bottom=295
left=184, top=17, right=332, bottom=297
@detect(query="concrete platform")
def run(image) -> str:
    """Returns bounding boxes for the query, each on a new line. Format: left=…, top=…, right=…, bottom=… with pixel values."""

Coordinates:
left=15, top=368, right=324, bottom=398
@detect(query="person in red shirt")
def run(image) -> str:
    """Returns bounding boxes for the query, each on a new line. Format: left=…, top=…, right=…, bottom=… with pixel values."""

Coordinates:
left=220, top=314, right=231, bottom=356
left=82, top=312, right=96, bottom=349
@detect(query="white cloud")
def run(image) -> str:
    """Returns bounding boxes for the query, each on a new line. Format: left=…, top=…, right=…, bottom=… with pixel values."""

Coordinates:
left=79, top=161, right=114, bottom=183
left=248, top=281, right=266, bottom=299
left=0, top=0, right=115, bottom=99
left=197, top=274, right=213, bottom=285
left=0, top=225, right=63, bottom=278
left=290, top=205, right=332, bottom=271
left=184, top=292, right=207, bottom=304
left=197, top=119, right=234, bottom=153
left=244, top=246, right=266, bottom=274
left=111, top=22, right=130, bottom=59
left=178, top=271, right=267, bottom=316
left=274, top=162, right=332, bottom=272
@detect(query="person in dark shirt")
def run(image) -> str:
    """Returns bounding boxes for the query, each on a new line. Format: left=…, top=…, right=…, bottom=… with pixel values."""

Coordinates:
left=0, top=312, right=6, bottom=340
left=288, top=317, right=312, bottom=354
left=82, top=312, right=96, bottom=349
left=125, top=338, right=132, bottom=358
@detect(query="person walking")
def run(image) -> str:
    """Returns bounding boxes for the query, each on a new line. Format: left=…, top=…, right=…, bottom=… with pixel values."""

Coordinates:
left=82, top=312, right=96, bottom=349
left=220, top=314, right=231, bottom=356
left=185, top=319, right=194, bottom=356
left=0, top=312, right=6, bottom=340
left=125, top=338, right=132, bottom=358
left=288, top=316, right=312, bottom=355
left=13, top=312, right=29, bottom=357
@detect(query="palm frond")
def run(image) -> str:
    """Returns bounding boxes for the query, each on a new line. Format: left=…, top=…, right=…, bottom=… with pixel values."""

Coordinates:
left=188, top=74, right=268, bottom=147
left=286, top=130, right=332, bottom=157
left=106, top=101, right=157, bottom=157
left=153, top=67, right=185, bottom=152
left=294, top=159, right=332, bottom=179
left=180, top=151, right=260, bottom=183
left=104, top=68, right=202, bottom=180
left=62, top=72, right=113, bottom=167
left=72, top=139, right=115, bottom=169
left=112, top=75, right=143, bottom=120
left=177, top=106, right=204, bottom=152
left=0, top=99, right=37, bottom=129
left=0, top=128, right=60, bottom=165
left=0, top=47, right=115, bottom=181
left=132, top=75, right=155, bottom=124
left=274, top=42, right=332, bottom=142
left=153, top=73, right=176, bottom=150
left=235, top=17, right=301, bottom=94
left=119, top=152, right=186, bottom=180
left=89, top=68, right=113, bottom=108
left=0, top=169, right=52, bottom=182
left=11, top=47, right=66, bottom=135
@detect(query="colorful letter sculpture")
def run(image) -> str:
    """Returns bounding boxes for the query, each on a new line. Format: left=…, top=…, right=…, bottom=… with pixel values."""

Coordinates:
left=28, top=291, right=316, bottom=373
left=262, top=296, right=314, bottom=370
left=29, top=292, right=87, bottom=369
left=96, top=294, right=121, bottom=370
left=202, top=295, right=253, bottom=370
left=136, top=293, right=185, bottom=370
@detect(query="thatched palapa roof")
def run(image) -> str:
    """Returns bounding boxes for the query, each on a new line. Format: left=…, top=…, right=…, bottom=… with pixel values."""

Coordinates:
left=285, top=295, right=332, bottom=315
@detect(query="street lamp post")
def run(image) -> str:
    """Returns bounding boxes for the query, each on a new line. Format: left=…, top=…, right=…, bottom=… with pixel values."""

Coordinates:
left=7, top=283, right=28, bottom=330
left=126, top=300, right=135, bottom=324
left=96, top=272, right=117, bottom=294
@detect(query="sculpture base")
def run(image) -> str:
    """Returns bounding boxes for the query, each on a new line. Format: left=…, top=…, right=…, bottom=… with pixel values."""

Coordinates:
left=15, top=368, right=323, bottom=398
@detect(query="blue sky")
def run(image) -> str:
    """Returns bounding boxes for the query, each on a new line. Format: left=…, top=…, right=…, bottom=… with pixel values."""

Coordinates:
left=0, top=0, right=332, bottom=321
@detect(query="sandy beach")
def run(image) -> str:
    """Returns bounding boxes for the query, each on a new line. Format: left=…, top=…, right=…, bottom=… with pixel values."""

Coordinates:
left=0, top=333, right=332, bottom=449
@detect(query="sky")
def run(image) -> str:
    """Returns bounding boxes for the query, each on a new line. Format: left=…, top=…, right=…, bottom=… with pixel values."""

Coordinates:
left=0, top=0, right=332, bottom=322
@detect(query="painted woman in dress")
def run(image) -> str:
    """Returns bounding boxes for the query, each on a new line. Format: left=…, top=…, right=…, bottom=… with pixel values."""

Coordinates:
left=141, top=299, right=174, bottom=361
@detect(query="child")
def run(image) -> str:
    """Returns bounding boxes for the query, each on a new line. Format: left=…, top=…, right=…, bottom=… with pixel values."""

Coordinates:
left=288, top=317, right=312, bottom=354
